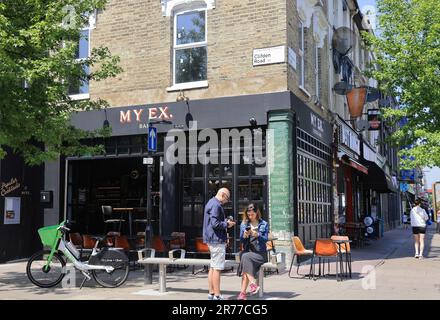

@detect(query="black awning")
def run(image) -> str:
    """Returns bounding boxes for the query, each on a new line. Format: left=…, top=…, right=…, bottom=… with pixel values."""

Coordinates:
left=359, top=159, right=398, bottom=193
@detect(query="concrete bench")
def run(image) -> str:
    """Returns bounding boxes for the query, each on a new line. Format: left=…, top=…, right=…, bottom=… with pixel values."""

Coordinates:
left=137, top=249, right=281, bottom=298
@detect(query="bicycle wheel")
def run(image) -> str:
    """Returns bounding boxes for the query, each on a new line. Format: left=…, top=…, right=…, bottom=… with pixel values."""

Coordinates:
left=26, top=250, right=66, bottom=288
left=91, top=250, right=129, bottom=288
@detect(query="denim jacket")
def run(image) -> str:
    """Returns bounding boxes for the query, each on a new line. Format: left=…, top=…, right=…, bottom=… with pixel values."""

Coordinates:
left=239, top=219, right=269, bottom=253
left=203, top=197, right=228, bottom=244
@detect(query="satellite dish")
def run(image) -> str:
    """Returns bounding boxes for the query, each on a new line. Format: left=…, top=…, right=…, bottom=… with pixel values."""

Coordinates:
left=332, top=27, right=356, bottom=55
left=355, top=119, right=369, bottom=131
left=333, top=81, right=353, bottom=95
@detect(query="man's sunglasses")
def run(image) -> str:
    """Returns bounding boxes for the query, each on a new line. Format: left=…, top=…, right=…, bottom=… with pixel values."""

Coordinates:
left=247, top=207, right=255, bottom=212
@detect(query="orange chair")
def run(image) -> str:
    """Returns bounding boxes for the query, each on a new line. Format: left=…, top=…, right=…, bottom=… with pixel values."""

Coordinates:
left=331, top=235, right=352, bottom=278
left=309, top=239, right=341, bottom=281
left=114, top=235, right=130, bottom=251
left=289, top=236, right=313, bottom=278
left=82, top=235, right=97, bottom=249
left=152, top=235, right=167, bottom=254
left=69, top=232, right=85, bottom=259
left=69, top=232, right=83, bottom=248
left=170, top=232, right=186, bottom=250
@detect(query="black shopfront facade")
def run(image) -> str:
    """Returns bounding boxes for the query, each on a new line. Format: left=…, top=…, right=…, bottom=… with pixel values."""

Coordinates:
left=0, top=151, right=44, bottom=262
left=293, top=96, right=334, bottom=245
left=61, top=92, right=289, bottom=251
left=47, top=91, right=334, bottom=252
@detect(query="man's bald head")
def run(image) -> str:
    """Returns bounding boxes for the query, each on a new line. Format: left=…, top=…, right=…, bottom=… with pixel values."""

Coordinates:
left=216, top=188, right=230, bottom=204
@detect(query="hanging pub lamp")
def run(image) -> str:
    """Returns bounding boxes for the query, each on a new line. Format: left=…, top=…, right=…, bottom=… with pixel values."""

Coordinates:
left=346, top=87, right=367, bottom=118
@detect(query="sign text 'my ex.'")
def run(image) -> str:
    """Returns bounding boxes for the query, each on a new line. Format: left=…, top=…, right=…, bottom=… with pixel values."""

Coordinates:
left=119, top=106, right=173, bottom=124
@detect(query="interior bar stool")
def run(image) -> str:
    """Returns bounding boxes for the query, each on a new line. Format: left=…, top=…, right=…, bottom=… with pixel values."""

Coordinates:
left=102, top=205, right=125, bottom=234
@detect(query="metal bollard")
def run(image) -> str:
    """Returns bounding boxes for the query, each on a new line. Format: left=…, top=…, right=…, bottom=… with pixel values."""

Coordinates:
left=144, top=264, right=152, bottom=284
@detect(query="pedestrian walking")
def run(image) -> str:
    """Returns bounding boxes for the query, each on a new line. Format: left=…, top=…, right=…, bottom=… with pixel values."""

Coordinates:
left=236, top=203, right=268, bottom=300
left=203, top=188, right=235, bottom=300
left=402, top=212, right=409, bottom=229
left=410, top=198, right=429, bottom=259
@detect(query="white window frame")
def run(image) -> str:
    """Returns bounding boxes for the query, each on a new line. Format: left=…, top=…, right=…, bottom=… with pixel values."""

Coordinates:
left=299, top=20, right=305, bottom=89
left=298, top=20, right=311, bottom=97
left=69, top=26, right=91, bottom=100
left=169, top=7, right=208, bottom=90
left=315, top=43, right=319, bottom=98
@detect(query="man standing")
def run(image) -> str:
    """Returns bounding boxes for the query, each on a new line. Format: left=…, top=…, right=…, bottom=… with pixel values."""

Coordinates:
left=203, top=188, right=235, bottom=300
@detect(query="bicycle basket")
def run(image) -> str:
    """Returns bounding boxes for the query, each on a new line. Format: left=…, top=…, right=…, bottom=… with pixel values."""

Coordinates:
left=38, top=225, right=61, bottom=248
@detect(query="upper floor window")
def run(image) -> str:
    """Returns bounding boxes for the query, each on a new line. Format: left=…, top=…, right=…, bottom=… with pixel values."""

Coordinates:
left=173, top=8, right=207, bottom=85
left=68, top=28, right=90, bottom=97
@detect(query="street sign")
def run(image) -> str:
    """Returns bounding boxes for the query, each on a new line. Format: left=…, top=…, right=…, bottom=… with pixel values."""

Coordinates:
left=400, top=182, right=408, bottom=192
left=148, top=126, right=157, bottom=152
left=143, top=157, right=154, bottom=165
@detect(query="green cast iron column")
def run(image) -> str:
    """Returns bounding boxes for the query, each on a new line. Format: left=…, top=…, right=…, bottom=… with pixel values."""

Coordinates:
left=268, top=110, right=295, bottom=243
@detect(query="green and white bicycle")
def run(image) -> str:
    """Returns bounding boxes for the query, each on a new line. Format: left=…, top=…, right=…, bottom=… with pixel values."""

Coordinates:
left=26, top=221, right=129, bottom=288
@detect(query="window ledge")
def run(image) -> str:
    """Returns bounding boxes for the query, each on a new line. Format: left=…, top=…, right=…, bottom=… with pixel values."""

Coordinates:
left=298, top=86, right=311, bottom=98
left=69, top=93, right=90, bottom=101
left=167, top=81, right=208, bottom=92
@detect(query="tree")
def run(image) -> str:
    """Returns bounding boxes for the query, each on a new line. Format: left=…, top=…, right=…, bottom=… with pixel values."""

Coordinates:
left=0, top=0, right=122, bottom=165
left=363, top=0, right=440, bottom=169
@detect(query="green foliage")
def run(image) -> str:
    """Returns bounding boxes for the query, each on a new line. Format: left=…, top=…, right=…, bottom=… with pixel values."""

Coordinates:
left=363, top=0, right=440, bottom=169
left=0, top=0, right=122, bottom=165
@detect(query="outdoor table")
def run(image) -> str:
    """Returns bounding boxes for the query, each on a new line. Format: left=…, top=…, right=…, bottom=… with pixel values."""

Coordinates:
left=332, top=239, right=352, bottom=278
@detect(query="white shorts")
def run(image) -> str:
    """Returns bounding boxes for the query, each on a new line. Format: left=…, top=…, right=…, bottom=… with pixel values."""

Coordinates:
left=208, top=243, right=226, bottom=270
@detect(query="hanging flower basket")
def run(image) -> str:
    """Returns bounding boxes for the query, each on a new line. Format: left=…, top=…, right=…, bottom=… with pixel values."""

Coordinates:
left=346, top=87, right=367, bottom=118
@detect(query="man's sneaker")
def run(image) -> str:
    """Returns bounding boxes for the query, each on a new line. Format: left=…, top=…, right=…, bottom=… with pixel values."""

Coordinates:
left=237, top=292, right=247, bottom=300
left=249, top=283, right=260, bottom=295
left=208, top=294, right=214, bottom=300
left=213, top=295, right=224, bottom=300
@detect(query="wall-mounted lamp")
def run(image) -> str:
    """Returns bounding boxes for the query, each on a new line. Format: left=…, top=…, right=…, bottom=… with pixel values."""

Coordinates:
left=103, top=107, right=110, bottom=129
left=346, top=87, right=367, bottom=118
left=176, top=90, right=189, bottom=102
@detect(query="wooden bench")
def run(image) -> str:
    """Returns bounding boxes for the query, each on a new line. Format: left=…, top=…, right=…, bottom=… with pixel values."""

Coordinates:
left=137, top=249, right=281, bottom=298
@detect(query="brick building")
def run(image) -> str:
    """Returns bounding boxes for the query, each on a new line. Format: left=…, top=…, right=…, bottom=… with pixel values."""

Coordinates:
left=41, top=0, right=400, bottom=262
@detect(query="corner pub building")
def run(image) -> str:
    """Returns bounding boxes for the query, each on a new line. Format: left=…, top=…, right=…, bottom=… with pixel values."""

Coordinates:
left=41, top=0, right=337, bottom=258
left=48, top=92, right=333, bottom=254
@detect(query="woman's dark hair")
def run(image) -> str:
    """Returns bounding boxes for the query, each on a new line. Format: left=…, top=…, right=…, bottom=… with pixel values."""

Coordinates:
left=415, top=199, right=422, bottom=206
left=242, top=203, right=262, bottom=223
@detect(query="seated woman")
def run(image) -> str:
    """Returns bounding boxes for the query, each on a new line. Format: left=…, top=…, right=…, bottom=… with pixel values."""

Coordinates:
left=237, top=203, right=269, bottom=300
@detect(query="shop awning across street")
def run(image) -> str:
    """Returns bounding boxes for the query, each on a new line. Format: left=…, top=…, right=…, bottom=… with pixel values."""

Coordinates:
left=359, top=159, right=398, bottom=193
left=340, top=154, right=369, bottom=174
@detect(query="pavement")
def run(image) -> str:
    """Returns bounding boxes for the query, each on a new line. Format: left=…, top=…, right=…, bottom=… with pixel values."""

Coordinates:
left=0, top=225, right=439, bottom=300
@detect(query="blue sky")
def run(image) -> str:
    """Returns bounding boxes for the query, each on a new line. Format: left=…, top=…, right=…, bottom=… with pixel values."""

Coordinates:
left=358, top=0, right=376, bottom=7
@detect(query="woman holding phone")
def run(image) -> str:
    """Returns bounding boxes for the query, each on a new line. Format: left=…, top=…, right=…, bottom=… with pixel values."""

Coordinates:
left=236, top=203, right=269, bottom=300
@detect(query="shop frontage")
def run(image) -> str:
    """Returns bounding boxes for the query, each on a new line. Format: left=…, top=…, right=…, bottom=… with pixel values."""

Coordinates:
left=45, top=91, right=335, bottom=253
left=58, top=92, right=292, bottom=251
left=293, top=96, right=334, bottom=244
left=0, top=150, right=44, bottom=262
left=334, top=115, right=368, bottom=226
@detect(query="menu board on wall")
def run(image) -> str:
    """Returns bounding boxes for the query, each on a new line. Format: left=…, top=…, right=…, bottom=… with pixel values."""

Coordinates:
left=4, top=197, right=21, bottom=225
